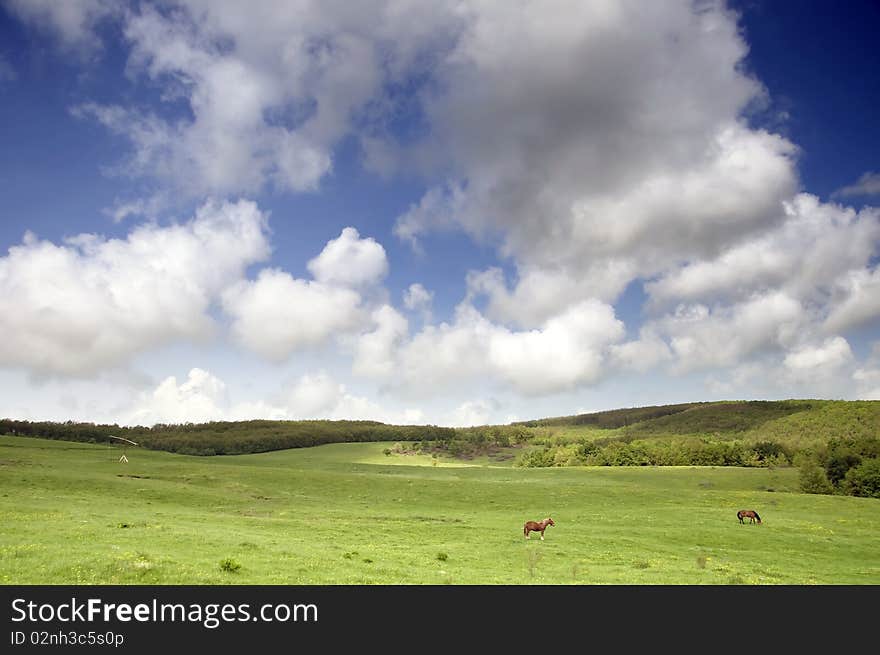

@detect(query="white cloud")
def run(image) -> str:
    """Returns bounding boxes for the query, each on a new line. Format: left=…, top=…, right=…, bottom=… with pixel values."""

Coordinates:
left=658, top=292, right=805, bottom=373
left=824, top=267, right=880, bottom=333
left=123, top=368, right=425, bottom=425
left=704, top=362, right=771, bottom=396
left=467, top=264, right=635, bottom=328
left=783, top=337, right=853, bottom=380
left=634, top=195, right=880, bottom=375
left=397, top=300, right=624, bottom=396
left=8, top=0, right=880, bottom=415
left=394, top=184, right=468, bottom=253
left=18, top=1, right=814, bottom=330
left=392, top=2, right=798, bottom=329
left=222, top=226, right=389, bottom=363
left=832, top=171, right=880, bottom=199
left=852, top=342, right=880, bottom=400
left=609, top=329, right=673, bottom=373
left=282, top=371, right=347, bottom=419
left=32, top=0, right=801, bottom=275
left=125, top=367, right=230, bottom=425
left=71, top=103, right=184, bottom=187
left=114, top=2, right=336, bottom=196
left=647, top=194, right=880, bottom=310
left=398, top=304, right=493, bottom=392
left=282, top=370, right=427, bottom=423
left=5, top=0, right=116, bottom=53
left=352, top=305, right=408, bottom=379
left=403, top=283, right=433, bottom=322
left=486, top=300, right=625, bottom=395
left=449, top=399, right=495, bottom=428
left=222, top=268, right=364, bottom=362
left=51, top=0, right=462, bottom=200
left=306, top=227, right=388, bottom=288
left=854, top=368, right=880, bottom=400
left=0, top=199, right=269, bottom=376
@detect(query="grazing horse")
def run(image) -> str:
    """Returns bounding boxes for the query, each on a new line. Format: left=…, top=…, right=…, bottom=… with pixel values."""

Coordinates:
left=737, top=509, right=761, bottom=524
left=524, top=517, right=555, bottom=540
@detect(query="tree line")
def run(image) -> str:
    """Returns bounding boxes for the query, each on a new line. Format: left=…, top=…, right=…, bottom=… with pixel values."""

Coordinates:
left=0, top=418, right=455, bottom=456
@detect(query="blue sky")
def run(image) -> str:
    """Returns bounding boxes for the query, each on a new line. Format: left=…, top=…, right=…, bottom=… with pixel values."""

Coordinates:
left=1, top=0, right=878, bottom=427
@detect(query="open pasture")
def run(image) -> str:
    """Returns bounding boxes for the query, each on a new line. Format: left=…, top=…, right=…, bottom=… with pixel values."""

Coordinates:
left=1, top=436, right=878, bottom=584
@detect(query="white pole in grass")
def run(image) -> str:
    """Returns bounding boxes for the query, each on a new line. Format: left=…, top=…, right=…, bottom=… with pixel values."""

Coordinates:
left=109, top=435, right=139, bottom=462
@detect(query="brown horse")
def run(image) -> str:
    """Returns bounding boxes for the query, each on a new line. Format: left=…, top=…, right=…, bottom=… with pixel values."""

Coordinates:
left=524, top=517, right=555, bottom=540
left=737, top=509, right=761, bottom=524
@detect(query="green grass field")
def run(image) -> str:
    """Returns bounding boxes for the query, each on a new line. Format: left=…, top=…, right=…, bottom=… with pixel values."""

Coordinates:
left=2, top=435, right=878, bottom=584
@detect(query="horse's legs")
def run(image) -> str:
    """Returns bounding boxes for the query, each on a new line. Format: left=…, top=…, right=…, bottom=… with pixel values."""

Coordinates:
left=540, top=530, right=545, bottom=541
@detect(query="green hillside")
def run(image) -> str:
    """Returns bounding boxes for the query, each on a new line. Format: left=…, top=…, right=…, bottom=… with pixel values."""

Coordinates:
left=514, top=400, right=880, bottom=498
left=516, top=402, right=706, bottom=429
left=518, top=399, right=879, bottom=447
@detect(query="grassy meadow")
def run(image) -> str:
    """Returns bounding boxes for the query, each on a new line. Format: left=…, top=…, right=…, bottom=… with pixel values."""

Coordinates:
left=2, top=434, right=878, bottom=584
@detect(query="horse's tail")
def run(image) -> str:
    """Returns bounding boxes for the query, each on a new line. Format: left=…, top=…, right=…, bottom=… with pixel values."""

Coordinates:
left=523, top=523, right=528, bottom=536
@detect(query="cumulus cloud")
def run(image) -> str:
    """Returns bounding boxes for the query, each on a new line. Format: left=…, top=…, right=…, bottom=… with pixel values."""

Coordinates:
left=8, top=0, right=880, bottom=408
left=704, top=362, right=772, bottom=396
left=222, top=269, right=364, bottom=362
left=0, top=199, right=269, bottom=376
left=647, top=195, right=880, bottom=310
left=633, top=194, right=880, bottom=375
left=279, top=371, right=425, bottom=423
left=15, top=2, right=808, bottom=303
left=783, top=337, right=853, bottom=380
left=396, top=304, right=493, bottom=391
left=48, top=0, right=463, bottom=200
left=850, top=342, right=880, bottom=401
left=124, top=368, right=425, bottom=425
left=402, top=283, right=433, bottom=322
left=854, top=369, right=880, bottom=401
left=609, top=329, right=673, bottom=373
left=657, top=292, right=805, bottom=373
left=306, top=227, right=388, bottom=288
left=824, top=267, right=880, bottom=333
left=449, top=399, right=496, bottom=428
left=391, top=2, right=799, bottom=328
left=486, top=301, right=625, bottom=395
left=125, top=367, right=231, bottom=425
left=352, top=305, right=408, bottom=379
left=222, top=226, right=388, bottom=362
left=854, top=371, right=880, bottom=400
left=29, top=1, right=800, bottom=269
left=466, top=264, right=635, bottom=328
left=832, top=171, right=880, bottom=199
left=282, top=371, right=348, bottom=418
left=396, top=300, right=625, bottom=396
